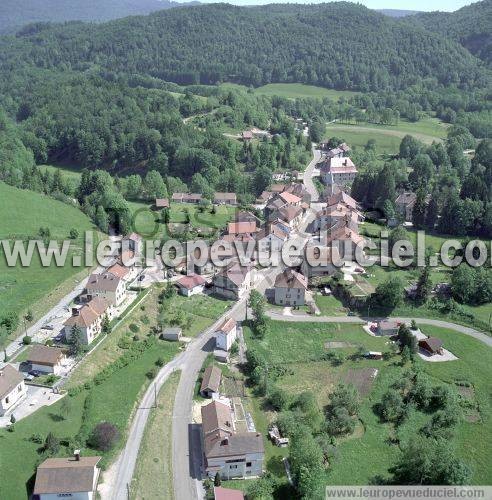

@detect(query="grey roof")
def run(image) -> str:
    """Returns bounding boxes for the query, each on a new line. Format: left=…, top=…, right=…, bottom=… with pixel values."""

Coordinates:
left=86, top=272, right=122, bottom=292
left=33, top=456, right=101, bottom=494
left=206, top=432, right=265, bottom=459
left=200, top=365, right=222, bottom=393
left=0, top=364, right=23, bottom=399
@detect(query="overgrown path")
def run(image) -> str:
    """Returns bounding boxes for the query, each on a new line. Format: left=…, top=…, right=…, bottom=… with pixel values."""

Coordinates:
left=266, top=311, right=492, bottom=347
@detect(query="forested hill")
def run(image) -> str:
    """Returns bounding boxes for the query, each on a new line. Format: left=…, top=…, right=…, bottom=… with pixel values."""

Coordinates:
left=0, top=0, right=198, bottom=34
left=0, top=2, right=487, bottom=92
left=405, top=0, right=492, bottom=66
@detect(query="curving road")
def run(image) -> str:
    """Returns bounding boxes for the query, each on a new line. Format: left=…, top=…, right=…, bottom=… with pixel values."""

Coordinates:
left=266, top=311, right=492, bottom=347
left=302, top=146, right=322, bottom=202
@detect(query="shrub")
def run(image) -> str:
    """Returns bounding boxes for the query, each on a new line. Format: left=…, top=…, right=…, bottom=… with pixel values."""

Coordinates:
left=22, top=335, right=32, bottom=345
left=88, top=422, right=120, bottom=452
left=155, top=357, right=165, bottom=367
left=69, top=228, right=79, bottom=239
left=29, top=433, right=43, bottom=444
left=146, top=367, right=157, bottom=379
left=129, top=323, right=140, bottom=333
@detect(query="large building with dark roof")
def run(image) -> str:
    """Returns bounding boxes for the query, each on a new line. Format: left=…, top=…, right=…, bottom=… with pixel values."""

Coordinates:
left=201, top=400, right=264, bottom=479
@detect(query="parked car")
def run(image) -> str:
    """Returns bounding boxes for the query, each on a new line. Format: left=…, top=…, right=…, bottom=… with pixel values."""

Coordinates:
left=23, top=373, right=35, bottom=381
left=138, top=275, right=145, bottom=281
left=347, top=311, right=356, bottom=316
left=43, top=325, right=54, bottom=331
left=54, top=333, right=65, bottom=342
left=322, top=287, right=331, bottom=295
left=28, top=369, right=42, bottom=377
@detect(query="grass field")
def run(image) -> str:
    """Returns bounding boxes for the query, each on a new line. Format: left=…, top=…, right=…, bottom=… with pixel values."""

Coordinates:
left=39, top=163, right=83, bottom=184
left=0, top=182, right=97, bottom=347
left=325, top=117, right=447, bottom=153
left=314, top=293, right=348, bottom=316
left=128, top=201, right=235, bottom=241
left=238, top=320, right=492, bottom=490
left=160, top=293, right=233, bottom=338
left=131, top=371, right=181, bottom=500
left=252, top=83, right=359, bottom=101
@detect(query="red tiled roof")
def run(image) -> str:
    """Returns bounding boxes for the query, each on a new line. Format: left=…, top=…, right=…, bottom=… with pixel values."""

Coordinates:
left=228, top=221, right=256, bottom=235
left=177, top=274, right=206, bottom=290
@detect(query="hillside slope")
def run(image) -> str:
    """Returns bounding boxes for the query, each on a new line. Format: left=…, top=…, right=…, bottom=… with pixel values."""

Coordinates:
left=406, top=0, right=492, bottom=66
left=0, top=2, right=486, bottom=91
left=0, top=0, right=197, bottom=34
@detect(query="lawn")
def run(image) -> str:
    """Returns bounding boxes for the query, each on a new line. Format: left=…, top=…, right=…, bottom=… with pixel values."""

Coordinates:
left=0, top=182, right=98, bottom=348
left=130, top=371, right=181, bottom=500
left=252, top=83, right=359, bottom=101
left=39, top=163, right=83, bottom=184
left=241, top=320, right=492, bottom=488
left=325, top=117, right=447, bottom=153
left=128, top=201, right=235, bottom=241
left=160, top=293, right=233, bottom=338
left=315, top=293, right=348, bottom=316
left=65, top=287, right=160, bottom=388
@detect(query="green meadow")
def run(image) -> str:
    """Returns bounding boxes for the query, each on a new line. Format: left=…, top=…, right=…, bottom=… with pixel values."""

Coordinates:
left=0, top=182, right=97, bottom=346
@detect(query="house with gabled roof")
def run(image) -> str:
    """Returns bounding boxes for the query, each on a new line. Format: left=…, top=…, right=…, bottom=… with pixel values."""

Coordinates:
left=312, top=203, right=363, bottom=232
left=0, top=364, right=27, bottom=416
left=325, top=190, right=359, bottom=210
left=214, top=192, right=237, bottom=206
left=274, top=269, right=308, bottom=306
left=213, top=261, right=254, bottom=300
left=201, top=400, right=264, bottom=479
left=320, top=157, right=357, bottom=186
left=278, top=191, right=302, bottom=206
left=27, top=345, right=66, bottom=375
left=172, top=193, right=203, bottom=204
left=176, top=273, right=206, bottom=297
left=64, top=296, right=114, bottom=345
left=301, top=243, right=342, bottom=278
left=155, top=198, right=170, bottom=209
left=275, top=205, right=303, bottom=229
left=33, top=453, right=101, bottom=500
left=215, top=318, right=238, bottom=352
left=200, top=365, right=222, bottom=397
left=395, top=191, right=417, bottom=222
left=86, top=271, right=126, bottom=306
left=256, top=222, right=289, bottom=256
left=326, top=226, right=366, bottom=257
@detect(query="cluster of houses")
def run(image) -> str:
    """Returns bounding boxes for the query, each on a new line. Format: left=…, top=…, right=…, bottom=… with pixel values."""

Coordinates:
left=63, top=233, right=141, bottom=346
left=318, top=142, right=357, bottom=187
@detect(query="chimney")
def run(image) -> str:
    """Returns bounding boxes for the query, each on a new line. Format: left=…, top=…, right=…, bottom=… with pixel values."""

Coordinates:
left=74, top=450, right=80, bottom=461
left=222, top=437, right=229, bottom=445
left=72, top=308, right=79, bottom=316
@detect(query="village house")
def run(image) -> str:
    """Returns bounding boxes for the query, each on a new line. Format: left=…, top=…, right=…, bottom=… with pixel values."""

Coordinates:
left=86, top=271, right=126, bottom=306
left=212, top=261, right=254, bottom=300
left=171, top=193, right=203, bottom=204
left=27, top=345, right=66, bottom=375
left=227, top=221, right=257, bottom=238
left=256, top=223, right=289, bottom=256
left=255, top=191, right=273, bottom=205
left=123, top=232, right=143, bottom=256
left=214, top=192, right=237, bottom=206
left=161, top=327, right=183, bottom=341
left=0, top=364, right=27, bottom=416
left=312, top=204, right=363, bottom=232
left=201, top=400, right=264, bottom=479
left=106, top=263, right=132, bottom=283
left=419, top=337, right=444, bottom=356
left=320, top=157, right=357, bottom=186
left=395, top=192, right=417, bottom=222
left=155, top=198, right=170, bottom=209
left=234, top=210, right=261, bottom=228
left=241, top=130, right=253, bottom=141
left=325, top=190, right=359, bottom=210
left=320, top=142, right=351, bottom=158
left=274, top=205, right=303, bottom=229
left=376, top=320, right=400, bottom=336
left=176, top=274, right=206, bottom=296
left=326, top=225, right=365, bottom=257
left=200, top=365, right=222, bottom=398
left=301, top=243, right=342, bottom=278
left=33, top=453, right=101, bottom=500
left=278, top=191, right=302, bottom=206
left=270, top=184, right=286, bottom=194
left=215, top=318, right=238, bottom=352
left=284, top=182, right=312, bottom=205
left=274, top=268, right=308, bottom=306
left=64, top=297, right=115, bottom=345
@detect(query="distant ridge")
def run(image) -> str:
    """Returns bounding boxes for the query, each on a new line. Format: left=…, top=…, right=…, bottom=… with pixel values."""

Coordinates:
left=0, top=0, right=199, bottom=34
left=377, top=9, right=421, bottom=18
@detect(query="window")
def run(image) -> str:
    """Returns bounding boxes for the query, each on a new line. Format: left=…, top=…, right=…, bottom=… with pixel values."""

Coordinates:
left=17, top=385, right=22, bottom=392
left=246, top=462, right=252, bottom=467
left=229, top=465, right=238, bottom=469
left=5, top=397, right=9, bottom=404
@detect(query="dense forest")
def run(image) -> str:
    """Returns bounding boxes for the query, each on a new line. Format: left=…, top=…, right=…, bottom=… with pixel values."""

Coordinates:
left=0, top=0, right=194, bottom=34
left=0, top=3, right=488, bottom=91
left=405, top=0, right=492, bottom=66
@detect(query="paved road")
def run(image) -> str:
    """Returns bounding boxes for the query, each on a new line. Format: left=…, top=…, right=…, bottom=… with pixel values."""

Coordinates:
left=302, top=147, right=321, bottom=202
left=266, top=311, right=492, bottom=347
